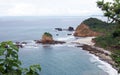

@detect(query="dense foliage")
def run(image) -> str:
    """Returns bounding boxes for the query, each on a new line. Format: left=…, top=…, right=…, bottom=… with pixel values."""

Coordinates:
left=97, top=0, right=120, bottom=24
left=94, top=35, right=120, bottom=48
left=96, top=0, right=120, bottom=72
left=0, top=41, right=41, bottom=75
left=44, top=32, right=52, bottom=37
left=82, top=18, right=116, bottom=33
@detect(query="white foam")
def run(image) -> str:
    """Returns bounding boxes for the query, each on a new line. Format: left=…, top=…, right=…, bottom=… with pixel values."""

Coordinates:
left=23, top=40, right=39, bottom=48
left=24, top=45, right=39, bottom=48
left=89, top=54, right=118, bottom=75
left=54, top=44, right=65, bottom=47
left=56, top=36, right=75, bottom=41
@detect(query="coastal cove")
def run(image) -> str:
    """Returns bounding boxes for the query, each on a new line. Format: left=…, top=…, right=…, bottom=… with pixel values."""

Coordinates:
left=18, top=37, right=118, bottom=75
left=0, top=16, right=118, bottom=75
left=18, top=43, right=110, bottom=75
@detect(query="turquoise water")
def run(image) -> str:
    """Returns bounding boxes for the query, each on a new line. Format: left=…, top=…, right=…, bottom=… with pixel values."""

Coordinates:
left=0, top=16, right=84, bottom=41
left=19, top=45, right=108, bottom=75
left=0, top=16, right=109, bottom=75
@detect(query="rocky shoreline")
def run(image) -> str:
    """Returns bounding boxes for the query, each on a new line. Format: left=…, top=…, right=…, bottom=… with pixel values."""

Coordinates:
left=77, top=44, right=119, bottom=73
left=15, top=36, right=119, bottom=74
left=35, top=40, right=65, bottom=44
left=15, top=40, right=66, bottom=48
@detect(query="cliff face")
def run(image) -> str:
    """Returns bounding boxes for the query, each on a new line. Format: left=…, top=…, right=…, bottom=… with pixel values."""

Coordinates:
left=74, top=23, right=100, bottom=37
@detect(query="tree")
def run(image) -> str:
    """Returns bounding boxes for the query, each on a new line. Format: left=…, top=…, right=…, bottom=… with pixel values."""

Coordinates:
left=97, top=0, right=120, bottom=24
left=97, top=0, right=120, bottom=72
left=0, top=41, right=41, bottom=75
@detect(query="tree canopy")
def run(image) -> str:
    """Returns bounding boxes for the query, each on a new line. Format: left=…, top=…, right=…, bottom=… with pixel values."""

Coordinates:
left=97, top=0, right=120, bottom=24
left=0, top=41, right=41, bottom=75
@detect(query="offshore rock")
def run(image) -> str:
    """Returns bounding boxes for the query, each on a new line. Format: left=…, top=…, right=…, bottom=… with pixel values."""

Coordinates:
left=35, top=32, right=66, bottom=44
left=68, top=26, right=74, bottom=31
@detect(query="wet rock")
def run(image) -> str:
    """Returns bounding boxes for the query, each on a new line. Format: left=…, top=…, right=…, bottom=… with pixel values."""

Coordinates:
left=68, top=26, right=74, bottom=31
left=67, top=34, right=72, bottom=35
left=55, top=28, right=62, bottom=31
left=56, top=34, right=59, bottom=36
left=15, top=42, right=24, bottom=48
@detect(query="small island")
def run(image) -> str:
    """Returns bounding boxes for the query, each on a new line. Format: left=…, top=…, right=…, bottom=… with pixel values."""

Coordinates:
left=35, top=32, right=65, bottom=44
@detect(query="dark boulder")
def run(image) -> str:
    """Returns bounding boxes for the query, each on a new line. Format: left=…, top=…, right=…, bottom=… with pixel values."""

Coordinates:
left=68, top=27, right=74, bottom=31
left=55, top=28, right=62, bottom=31
left=67, top=34, right=72, bottom=35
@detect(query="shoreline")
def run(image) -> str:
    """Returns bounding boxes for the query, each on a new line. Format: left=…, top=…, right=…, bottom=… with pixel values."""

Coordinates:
left=14, top=36, right=119, bottom=75
left=72, top=37, right=119, bottom=75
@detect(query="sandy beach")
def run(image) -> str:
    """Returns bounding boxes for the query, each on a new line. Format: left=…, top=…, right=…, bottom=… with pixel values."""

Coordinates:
left=73, top=37, right=95, bottom=46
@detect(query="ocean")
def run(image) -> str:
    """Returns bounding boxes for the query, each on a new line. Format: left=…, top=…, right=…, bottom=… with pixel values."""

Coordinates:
left=0, top=16, right=117, bottom=75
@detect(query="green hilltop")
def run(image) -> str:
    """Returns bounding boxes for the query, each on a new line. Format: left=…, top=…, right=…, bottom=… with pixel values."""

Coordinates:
left=82, top=18, right=116, bottom=34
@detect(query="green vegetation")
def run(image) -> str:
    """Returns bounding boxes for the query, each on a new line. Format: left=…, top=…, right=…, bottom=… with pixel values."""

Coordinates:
left=44, top=32, right=52, bottom=37
left=82, top=18, right=116, bottom=34
left=94, top=35, right=120, bottom=49
left=96, top=0, right=120, bottom=72
left=97, top=0, right=120, bottom=24
left=113, top=29, right=120, bottom=38
left=0, top=41, right=41, bottom=75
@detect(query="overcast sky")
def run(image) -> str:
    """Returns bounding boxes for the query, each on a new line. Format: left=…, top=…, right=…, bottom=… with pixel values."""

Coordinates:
left=0, top=0, right=112, bottom=16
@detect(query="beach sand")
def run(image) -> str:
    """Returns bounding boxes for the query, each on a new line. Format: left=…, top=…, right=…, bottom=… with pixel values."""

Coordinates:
left=73, top=37, right=95, bottom=46
left=72, top=37, right=119, bottom=75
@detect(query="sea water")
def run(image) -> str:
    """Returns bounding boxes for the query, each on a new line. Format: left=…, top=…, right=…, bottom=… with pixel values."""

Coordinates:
left=0, top=16, right=117, bottom=75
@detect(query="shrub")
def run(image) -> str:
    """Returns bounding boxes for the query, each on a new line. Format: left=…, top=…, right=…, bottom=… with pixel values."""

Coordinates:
left=112, top=29, right=120, bottom=38
left=0, top=41, right=41, bottom=75
left=95, top=35, right=118, bottom=48
left=44, top=32, right=52, bottom=37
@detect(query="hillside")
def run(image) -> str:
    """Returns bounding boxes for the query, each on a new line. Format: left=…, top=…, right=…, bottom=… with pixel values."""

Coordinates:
left=82, top=18, right=116, bottom=34
left=82, top=18, right=120, bottom=71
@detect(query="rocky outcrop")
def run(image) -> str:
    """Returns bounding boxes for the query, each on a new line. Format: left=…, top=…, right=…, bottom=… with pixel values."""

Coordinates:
left=74, top=23, right=100, bottom=37
left=80, top=44, right=115, bottom=66
left=41, top=32, right=54, bottom=44
left=35, top=40, right=65, bottom=44
left=55, top=28, right=62, bottom=31
left=55, top=26, right=74, bottom=31
left=68, top=26, right=74, bottom=31
left=35, top=32, right=65, bottom=44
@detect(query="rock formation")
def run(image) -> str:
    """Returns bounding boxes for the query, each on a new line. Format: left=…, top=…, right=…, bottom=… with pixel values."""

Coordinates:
left=41, top=32, right=54, bottom=44
left=55, top=26, right=74, bottom=31
left=55, top=28, right=62, bottom=31
left=74, top=23, right=100, bottom=37
left=35, top=32, right=65, bottom=44
left=68, top=26, right=74, bottom=31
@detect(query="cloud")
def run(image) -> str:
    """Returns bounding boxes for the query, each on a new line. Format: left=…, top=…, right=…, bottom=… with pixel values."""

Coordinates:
left=0, top=0, right=103, bottom=16
left=7, top=3, right=36, bottom=16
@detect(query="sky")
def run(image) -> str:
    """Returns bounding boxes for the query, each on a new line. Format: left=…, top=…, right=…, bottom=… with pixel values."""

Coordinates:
left=0, top=0, right=112, bottom=16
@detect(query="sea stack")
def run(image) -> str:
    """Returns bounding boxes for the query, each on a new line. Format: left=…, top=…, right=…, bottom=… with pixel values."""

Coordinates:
left=41, top=32, right=54, bottom=44
left=35, top=32, right=65, bottom=44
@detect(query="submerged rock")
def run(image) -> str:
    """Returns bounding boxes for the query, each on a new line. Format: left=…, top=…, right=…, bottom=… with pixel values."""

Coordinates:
left=55, top=28, right=62, bottom=31
left=67, top=34, right=72, bottom=35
